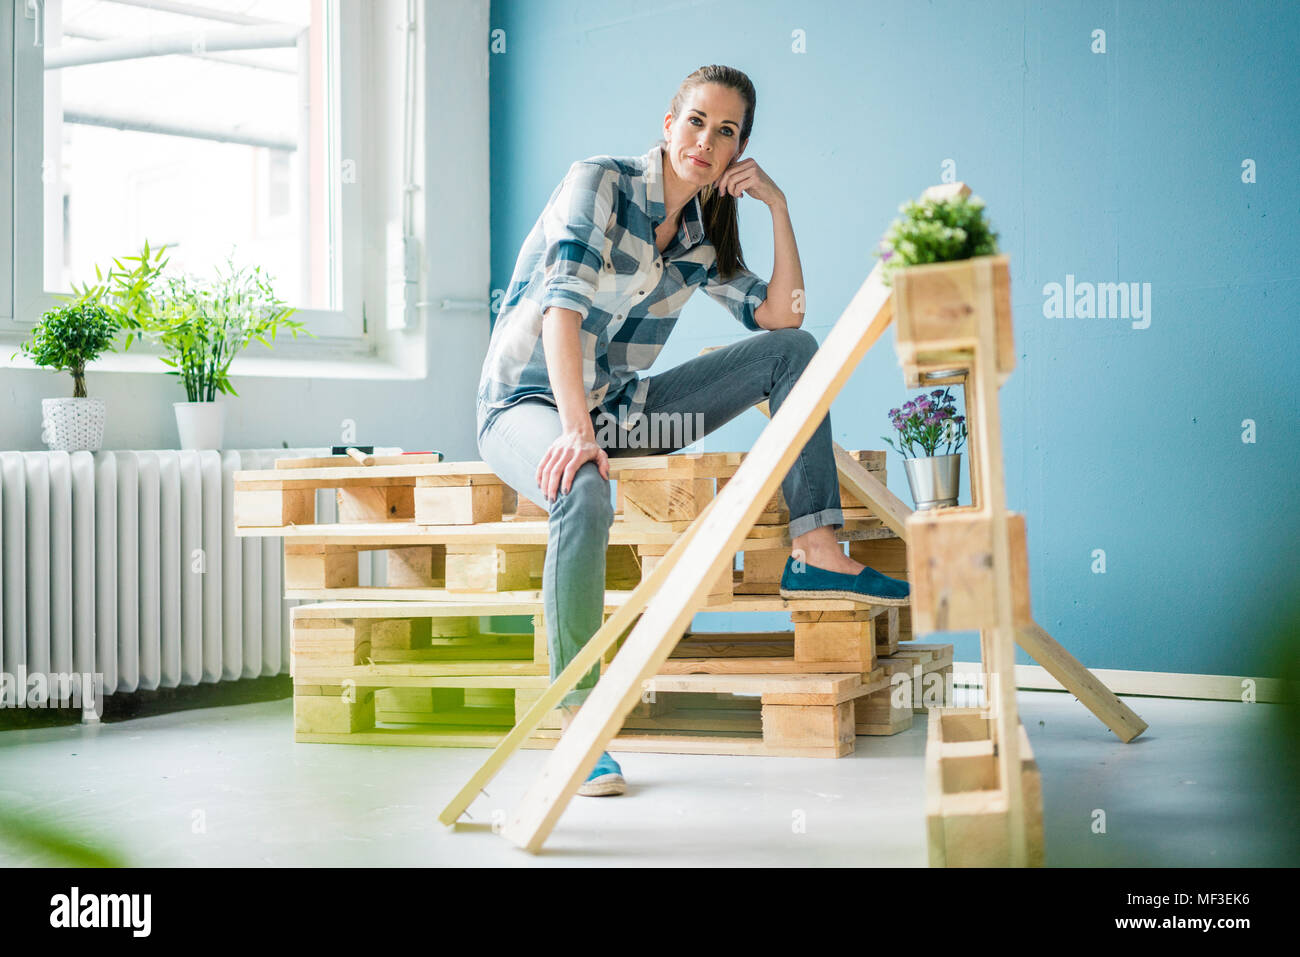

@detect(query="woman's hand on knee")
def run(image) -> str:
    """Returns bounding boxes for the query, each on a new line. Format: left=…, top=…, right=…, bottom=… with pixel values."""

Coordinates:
left=536, top=428, right=609, bottom=500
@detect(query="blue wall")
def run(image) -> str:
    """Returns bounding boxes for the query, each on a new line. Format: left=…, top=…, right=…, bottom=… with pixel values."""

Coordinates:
left=487, top=0, right=1300, bottom=677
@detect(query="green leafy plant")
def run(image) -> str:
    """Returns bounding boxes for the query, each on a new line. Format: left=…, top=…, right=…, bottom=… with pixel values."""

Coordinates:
left=10, top=302, right=119, bottom=397
left=70, top=242, right=314, bottom=401
left=882, top=388, right=967, bottom=458
left=875, top=193, right=1000, bottom=287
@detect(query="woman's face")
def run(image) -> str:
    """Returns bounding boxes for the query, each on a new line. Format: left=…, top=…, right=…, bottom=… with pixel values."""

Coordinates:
left=663, top=83, right=748, bottom=191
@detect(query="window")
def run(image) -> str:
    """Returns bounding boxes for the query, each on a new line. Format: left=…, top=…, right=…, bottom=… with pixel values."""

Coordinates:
left=6, top=0, right=366, bottom=342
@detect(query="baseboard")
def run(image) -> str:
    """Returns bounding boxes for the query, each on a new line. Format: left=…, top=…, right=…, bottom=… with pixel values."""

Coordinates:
left=950, top=660, right=1291, bottom=703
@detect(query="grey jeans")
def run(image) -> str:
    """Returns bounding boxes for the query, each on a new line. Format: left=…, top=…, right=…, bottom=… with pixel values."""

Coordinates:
left=475, top=327, right=844, bottom=707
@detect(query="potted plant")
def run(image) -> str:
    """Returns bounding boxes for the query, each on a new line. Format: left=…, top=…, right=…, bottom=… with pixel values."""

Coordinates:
left=89, top=243, right=311, bottom=449
left=874, top=188, right=1015, bottom=385
left=882, top=387, right=967, bottom=510
left=11, top=302, right=120, bottom=451
left=875, top=190, right=1000, bottom=288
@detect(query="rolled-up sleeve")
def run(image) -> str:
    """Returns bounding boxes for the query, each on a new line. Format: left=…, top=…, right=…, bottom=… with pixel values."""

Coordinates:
left=702, top=257, right=769, bottom=332
left=538, top=161, right=615, bottom=321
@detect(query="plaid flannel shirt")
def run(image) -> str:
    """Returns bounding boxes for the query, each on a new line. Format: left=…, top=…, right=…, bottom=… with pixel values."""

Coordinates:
left=477, top=139, right=770, bottom=429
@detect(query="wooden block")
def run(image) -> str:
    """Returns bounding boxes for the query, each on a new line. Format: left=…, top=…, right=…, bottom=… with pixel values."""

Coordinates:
left=414, top=484, right=504, bottom=524
left=854, top=682, right=914, bottom=735
left=761, top=701, right=855, bottom=756
left=284, top=545, right=358, bottom=589
left=741, top=549, right=788, bottom=585
left=294, top=689, right=375, bottom=733
left=794, top=619, right=875, bottom=671
left=621, top=477, right=713, bottom=523
left=370, top=618, right=433, bottom=651
left=848, top=536, right=908, bottom=575
left=907, top=509, right=1032, bottom=634
left=445, top=544, right=539, bottom=592
left=532, top=613, right=549, bottom=668
left=337, top=485, right=415, bottom=523
left=514, top=493, right=548, bottom=519
left=387, top=545, right=444, bottom=587
left=234, top=488, right=315, bottom=528
left=291, top=618, right=372, bottom=668
left=605, top=544, right=642, bottom=589
left=875, top=606, right=900, bottom=655
left=891, top=254, right=1014, bottom=377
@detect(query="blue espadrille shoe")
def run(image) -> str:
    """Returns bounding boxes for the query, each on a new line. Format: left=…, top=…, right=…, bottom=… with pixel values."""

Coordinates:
left=779, top=555, right=911, bottom=606
left=577, top=751, right=626, bottom=797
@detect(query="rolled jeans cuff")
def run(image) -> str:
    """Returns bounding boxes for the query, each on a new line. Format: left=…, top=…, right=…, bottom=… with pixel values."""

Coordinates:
left=788, top=507, right=844, bottom=540
left=561, top=684, right=596, bottom=709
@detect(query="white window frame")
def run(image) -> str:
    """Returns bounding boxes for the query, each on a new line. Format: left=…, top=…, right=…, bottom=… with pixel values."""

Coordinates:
left=3, top=0, right=396, bottom=366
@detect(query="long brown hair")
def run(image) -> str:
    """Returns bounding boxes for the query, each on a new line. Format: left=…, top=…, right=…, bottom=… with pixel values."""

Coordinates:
left=668, top=65, right=756, bottom=280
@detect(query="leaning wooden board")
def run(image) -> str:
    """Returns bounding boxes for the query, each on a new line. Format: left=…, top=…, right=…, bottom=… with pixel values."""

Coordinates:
left=491, top=263, right=897, bottom=852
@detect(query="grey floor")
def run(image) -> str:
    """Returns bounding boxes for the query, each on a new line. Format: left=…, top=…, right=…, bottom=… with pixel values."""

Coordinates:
left=1, top=689, right=1294, bottom=867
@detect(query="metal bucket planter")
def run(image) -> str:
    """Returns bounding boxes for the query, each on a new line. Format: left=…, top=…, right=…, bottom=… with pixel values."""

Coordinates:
left=903, top=453, right=961, bottom=510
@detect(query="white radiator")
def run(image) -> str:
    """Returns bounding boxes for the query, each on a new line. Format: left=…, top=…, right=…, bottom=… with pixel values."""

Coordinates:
left=0, top=449, right=389, bottom=709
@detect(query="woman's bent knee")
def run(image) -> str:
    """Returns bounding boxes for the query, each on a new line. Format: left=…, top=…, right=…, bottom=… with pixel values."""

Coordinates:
left=549, top=462, right=614, bottom=528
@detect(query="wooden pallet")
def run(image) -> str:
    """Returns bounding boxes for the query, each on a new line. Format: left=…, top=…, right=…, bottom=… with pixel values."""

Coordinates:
left=294, top=645, right=953, bottom=756
left=288, top=597, right=906, bottom=677
left=236, top=449, right=892, bottom=532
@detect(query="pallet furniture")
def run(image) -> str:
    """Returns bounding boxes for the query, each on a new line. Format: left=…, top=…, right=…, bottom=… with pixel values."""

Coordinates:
left=236, top=444, right=943, bottom=758
left=436, top=182, right=1146, bottom=858
left=891, top=232, right=1040, bottom=866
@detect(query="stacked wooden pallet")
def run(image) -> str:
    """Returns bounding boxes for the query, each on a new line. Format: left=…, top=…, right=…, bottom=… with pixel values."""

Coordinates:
left=234, top=449, right=951, bottom=757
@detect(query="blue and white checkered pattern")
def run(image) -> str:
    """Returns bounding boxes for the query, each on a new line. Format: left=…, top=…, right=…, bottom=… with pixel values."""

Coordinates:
left=477, top=140, right=770, bottom=429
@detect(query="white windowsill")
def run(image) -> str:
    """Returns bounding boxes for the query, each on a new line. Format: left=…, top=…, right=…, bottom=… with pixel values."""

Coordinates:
left=0, top=334, right=427, bottom=381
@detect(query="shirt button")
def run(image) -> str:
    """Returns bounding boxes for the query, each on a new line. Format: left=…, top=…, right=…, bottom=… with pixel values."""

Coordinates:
left=638, top=290, right=646, bottom=296
left=605, top=260, right=612, bottom=269
left=615, top=314, right=622, bottom=321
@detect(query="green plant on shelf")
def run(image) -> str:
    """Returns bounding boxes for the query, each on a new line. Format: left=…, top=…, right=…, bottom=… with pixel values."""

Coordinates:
left=67, top=241, right=314, bottom=402
left=874, top=192, right=1000, bottom=288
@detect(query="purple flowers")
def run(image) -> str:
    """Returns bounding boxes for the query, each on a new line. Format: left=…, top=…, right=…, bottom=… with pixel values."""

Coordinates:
left=881, top=387, right=968, bottom=458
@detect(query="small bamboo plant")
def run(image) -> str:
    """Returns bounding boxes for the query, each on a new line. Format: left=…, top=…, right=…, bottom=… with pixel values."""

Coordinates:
left=70, top=242, right=312, bottom=401
left=882, top=388, right=967, bottom=459
left=874, top=192, right=1000, bottom=287
left=11, top=302, right=119, bottom=397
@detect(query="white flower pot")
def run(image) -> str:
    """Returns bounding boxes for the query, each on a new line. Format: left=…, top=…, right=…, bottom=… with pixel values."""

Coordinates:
left=41, top=397, right=106, bottom=451
left=174, top=401, right=226, bottom=450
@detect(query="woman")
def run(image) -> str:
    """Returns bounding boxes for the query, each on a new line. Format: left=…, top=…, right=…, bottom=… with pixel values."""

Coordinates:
left=477, top=65, right=909, bottom=796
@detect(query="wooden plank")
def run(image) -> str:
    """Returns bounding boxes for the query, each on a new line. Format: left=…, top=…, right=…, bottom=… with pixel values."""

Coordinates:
left=276, top=453, right=443, bottom=469
left=1012, top=624, right=1149, bottom=742
left=643, top=672, right=861, bottom=700
left=966, top=254, right=1027, bottom=867
left=497, top=258, right=896, bottom=853
left=655, top=657, right=867, bottom=676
